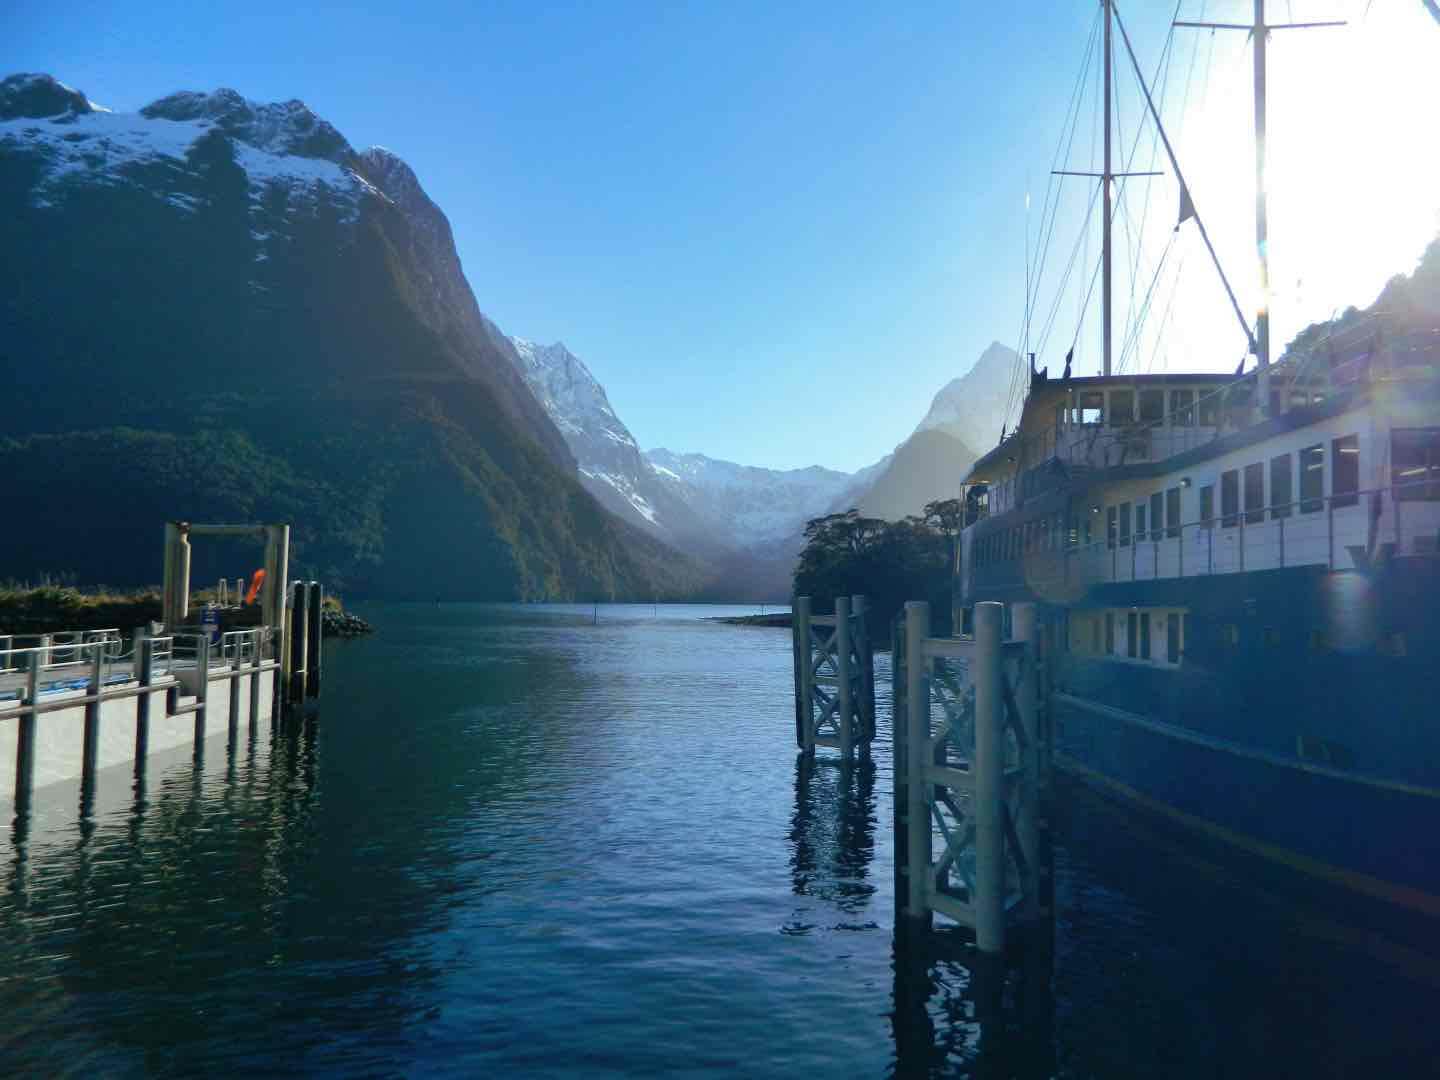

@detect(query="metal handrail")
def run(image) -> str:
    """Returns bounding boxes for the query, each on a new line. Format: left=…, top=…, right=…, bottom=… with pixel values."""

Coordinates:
left=972, top=475, right=1439, bottom=587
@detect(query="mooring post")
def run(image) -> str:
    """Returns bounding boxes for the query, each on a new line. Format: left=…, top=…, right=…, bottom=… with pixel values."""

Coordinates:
left=836, top=595, right=853, bottom=758
left=80, top=641, right=104, bottom=811
left=38, top=634, right=52, bottom=669
left=135, top=635, right=154, bottom=767
left=288, top=581, right=309, bottom=711
left=891, top=613, right=908, bottom=915
left=227, top=645, right=242, bottom=757
left=852, top=595, right=874, bottom=744
left=305, top=581, right=323, bottom=702
left=249, top=629, right=263, bottom=730
left=15, top=653, right=40, bottom=821
left=1012, top=602, right=1041, bottom=921
left=791, top=597, right=804, bottom=749
left=973, top=601, right=1006, bottom=955
left=903, top=601, right=931, bottom=927
left=193, top=635, right=210, bottom=759
left=796, top=596, right=814, bottom=756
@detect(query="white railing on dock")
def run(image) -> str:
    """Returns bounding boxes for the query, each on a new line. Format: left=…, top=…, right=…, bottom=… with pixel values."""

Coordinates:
left=0, top=627, right=282, bottom=819
left=893, top=601, right=1048, bottom=955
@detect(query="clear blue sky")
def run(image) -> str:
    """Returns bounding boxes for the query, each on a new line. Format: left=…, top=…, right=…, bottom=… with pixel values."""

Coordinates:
left=6, top=2, right=1433, bottom=472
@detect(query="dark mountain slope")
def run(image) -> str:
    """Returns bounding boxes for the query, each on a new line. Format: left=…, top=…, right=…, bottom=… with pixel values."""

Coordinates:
left=0, top=74, right=694, bottom=598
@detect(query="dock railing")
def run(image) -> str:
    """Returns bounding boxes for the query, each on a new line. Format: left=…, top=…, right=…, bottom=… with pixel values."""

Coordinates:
left=0, top=627, right=281, bottom=817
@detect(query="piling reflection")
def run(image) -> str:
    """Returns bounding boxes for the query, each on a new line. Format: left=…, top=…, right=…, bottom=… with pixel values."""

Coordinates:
left=890, top=924, right=1055, bottom=1079
left=787, top=752, right=879, bottom=919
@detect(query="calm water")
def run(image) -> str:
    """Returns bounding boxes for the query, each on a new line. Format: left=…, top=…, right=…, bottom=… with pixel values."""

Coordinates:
left=1, top=603, right=1436, bottom=1077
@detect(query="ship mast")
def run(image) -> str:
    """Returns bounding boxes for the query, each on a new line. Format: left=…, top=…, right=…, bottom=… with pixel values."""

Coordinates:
left=1053, top=1, right=1160, bottom=378
left=1175, top=2, right=1343, bottom=412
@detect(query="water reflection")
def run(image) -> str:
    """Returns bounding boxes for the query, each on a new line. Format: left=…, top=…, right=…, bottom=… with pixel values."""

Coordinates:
left=891, top=926, right=1055, bottom=1079
left=787, top=752, right=878, bottom=921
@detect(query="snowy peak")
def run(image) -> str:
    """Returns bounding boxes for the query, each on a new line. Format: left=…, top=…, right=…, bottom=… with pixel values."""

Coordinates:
left=645, top=449, right=847, bottom=492
left=357, top=146, right=427, bottom=208
left=511, top=339, right=628, bottom=444
left=140, top=88, right=350, bottom=162
left=0, top=73, right=99, bottom=122
left=913, top=340, right=1020, bottom=447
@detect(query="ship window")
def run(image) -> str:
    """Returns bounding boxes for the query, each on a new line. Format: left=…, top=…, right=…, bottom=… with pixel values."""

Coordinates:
left=1107, top=506, right=1117, bottom=549
left=1332, top=434, right=1359, bottom=508
left=1300, top=444, right=1324, bottom=513
left=1198, top=390, right=1220, bottom=427
left=1270, top=453, right=1293, bottom=519
left=1244, top=462, right=1265, bottom=524
left=1200, top=484, right=1215, bottom=528
left=1170, top=389, right=1195, bottom=426
left=1166, top=487, right=1181, bottom=538
left=1221, top=469, right=1240, bottom=527
left=1119, top=503, right=1131, bottom=546
left=1139, top=389, right=1165, bottom=424
left=1139, top=612, right=1152, bottom=659
left=1134, top=503, right=1147, bottom=544
left=1149, top=492, right=1164, bottom=542
left=1166, top=612, right=1180, bottom=663
left=1392, top=428, right=1440, bottom=501
left=1079, top=391, right=1105, bottom=424
left=1105, top=612, right=1115, bottom=654
left=1110, top=390, right=1135, bottom=425
left=1126, top=612, right=1138, bottom=658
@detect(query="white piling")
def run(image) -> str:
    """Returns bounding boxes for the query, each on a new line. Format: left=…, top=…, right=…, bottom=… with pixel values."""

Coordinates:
left=796, top=596, right=814, bottom=756
left=973, top=601, right=1006, bottom=954
left=1012, top=602, right=1040, bottom=920
left=903, top=601, right=931, bottom=925
left=836, top=595, right=852, bottom=757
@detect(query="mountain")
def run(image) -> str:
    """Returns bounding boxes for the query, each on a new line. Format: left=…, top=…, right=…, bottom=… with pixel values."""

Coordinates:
left=645, top=450, right=856, bottom=548
left=830, top=342, right=1016, bottom=521
left=506, top=339, right=715, bottom=549
left=849, top=430, right=977, bottom=520
left=0, top=73, right=696, bottom=599
left=912, top=341, right=1020, bottom=450
left=505, top=336, right=861, bottom=555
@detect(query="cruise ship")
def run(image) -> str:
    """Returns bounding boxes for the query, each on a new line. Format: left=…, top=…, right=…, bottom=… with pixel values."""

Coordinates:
left=951, top=3, right=1440, bottom=917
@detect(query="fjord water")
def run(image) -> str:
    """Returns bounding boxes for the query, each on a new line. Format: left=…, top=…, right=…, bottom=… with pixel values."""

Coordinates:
left=1, top=604, right=1435, bottom=1077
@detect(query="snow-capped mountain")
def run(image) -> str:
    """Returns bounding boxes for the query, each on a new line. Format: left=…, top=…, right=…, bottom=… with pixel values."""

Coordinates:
left=646, top=450, right=856, bottom=544
left=506, top=337, right=862, bottom=550
left=913, top=340, right=1020, bottom=449
left=0, top=73, right=703, bottom=599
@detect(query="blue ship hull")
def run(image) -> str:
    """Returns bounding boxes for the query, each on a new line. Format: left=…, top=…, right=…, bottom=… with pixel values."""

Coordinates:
left=1049, top=557, right=1440, bottom=916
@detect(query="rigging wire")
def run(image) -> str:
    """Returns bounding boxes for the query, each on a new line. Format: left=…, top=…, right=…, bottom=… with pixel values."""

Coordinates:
left=1002, top=6, right=1102, bottom=434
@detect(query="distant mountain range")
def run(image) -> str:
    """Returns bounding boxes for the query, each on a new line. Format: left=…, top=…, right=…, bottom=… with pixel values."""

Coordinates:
left=0, top=71, right=1020, bottom=600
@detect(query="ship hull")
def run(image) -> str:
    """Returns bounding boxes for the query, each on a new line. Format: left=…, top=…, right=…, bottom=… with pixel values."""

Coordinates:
left=1049, top=558, right=1440, bottom=916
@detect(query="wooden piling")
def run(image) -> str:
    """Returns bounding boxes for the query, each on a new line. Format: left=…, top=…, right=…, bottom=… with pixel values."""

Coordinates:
left=903, top=601, right=931, bottom=926
left=1012, top=602, right=1040, bottom=921
left=891, top=612, right=910, bottom=921
left=796, top=596, right=814, bottom=756
left=80, top=642, right=103, bottom=811
left=14, top=654, right=40, bottom=820
left=973, top=601, right=1005, bottom=954
left=836, top=596, right=853, bottom=757
left=135, top=636, right=154, bottom=773
left=852, top=595, right=875, bottom=742
left=288, top=581, right=309, bottom=710
left=305, top=581, right=323, bottom=701
left=193, top=636, right=210, bottom=763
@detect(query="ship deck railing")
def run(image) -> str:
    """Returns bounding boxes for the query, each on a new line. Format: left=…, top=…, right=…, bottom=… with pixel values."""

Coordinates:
left=972, top=476, right=1440, bottom=596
